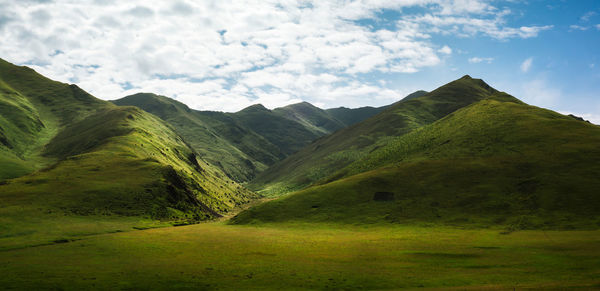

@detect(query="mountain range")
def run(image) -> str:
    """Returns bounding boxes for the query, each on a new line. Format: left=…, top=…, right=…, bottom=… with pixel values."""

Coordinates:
left=1, top=57, right=599, bottom=233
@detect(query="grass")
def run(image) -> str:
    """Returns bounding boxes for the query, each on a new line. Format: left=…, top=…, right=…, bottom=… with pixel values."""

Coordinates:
left=272, top=101, right=346, bottom=135
left=250, top=76, right=498, bottom=195
left=234, top=94, right=600, bottom=229
left=0, top=59, right=257, bottom=231
left=0, top=222, right=598, bottom=290
left=113, top=93, right=284, bottom=182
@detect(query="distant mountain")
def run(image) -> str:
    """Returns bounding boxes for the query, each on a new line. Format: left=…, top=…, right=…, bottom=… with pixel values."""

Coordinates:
left=113, top=93, right=283, bottom=182
left=0, top=58, right=255, bottom=224
left=249, top=77, right=495, bottom=194
left=400, top=90, right=428, bottom=101
left=113, top=95, right=365, bottom=181
left=272, top=102, right=346, bottom=135
left=324, top=91, right=427, bottom=127
left=233, top=79, right=600, bottom=229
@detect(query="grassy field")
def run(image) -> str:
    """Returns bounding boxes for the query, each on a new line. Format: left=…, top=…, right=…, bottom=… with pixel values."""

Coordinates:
left=0, top=222, right=598, bottom=290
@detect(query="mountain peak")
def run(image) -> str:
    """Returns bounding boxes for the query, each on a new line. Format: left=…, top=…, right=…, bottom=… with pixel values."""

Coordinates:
left=460, top=74, right=473, bottom=80
left=239, top=103, right=269, bottom=113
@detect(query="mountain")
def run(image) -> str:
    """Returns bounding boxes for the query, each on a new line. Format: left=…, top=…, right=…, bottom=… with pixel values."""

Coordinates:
left=229, top=104, right=323, bottom=156
left=112, top=93, right=283, bottom=182
left=272, top=101, right=346, bottom=135
left=324, top=90, right=427, bottom=127
left=232, top=82, right=600, bottom=229
left=0, top=59, right=255, bottom=227
left=249, top=76, right=496, bottom=194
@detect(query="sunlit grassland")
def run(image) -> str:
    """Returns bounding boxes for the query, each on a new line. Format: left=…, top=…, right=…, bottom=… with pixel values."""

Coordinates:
left=0, top=223, right=598, bottom=290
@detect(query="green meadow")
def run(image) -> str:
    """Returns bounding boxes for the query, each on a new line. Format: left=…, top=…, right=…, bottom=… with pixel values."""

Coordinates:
left=1, top=222, right=599, bottom=290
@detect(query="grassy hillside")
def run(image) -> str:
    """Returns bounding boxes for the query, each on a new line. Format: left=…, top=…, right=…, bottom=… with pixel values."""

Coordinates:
left=250, top=76, right=498, bottom=194
left=230, top=104, right=322, bottom=156
left=272, top=101, right=346, bottom=135
left=0, top=58, right=111, bottom=179
left=233, top=92, right=600, bottom=229
left=0, top=59, right=256, bottom=248
left=113, top=93, right=283, bottom=182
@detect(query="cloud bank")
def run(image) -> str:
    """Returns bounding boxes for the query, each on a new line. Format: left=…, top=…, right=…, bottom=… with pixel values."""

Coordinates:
left=0, top=0, right=553, bottom=111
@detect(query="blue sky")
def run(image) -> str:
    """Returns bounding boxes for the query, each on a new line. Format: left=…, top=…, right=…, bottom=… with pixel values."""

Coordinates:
left=1, top=0, right=599, bottom=123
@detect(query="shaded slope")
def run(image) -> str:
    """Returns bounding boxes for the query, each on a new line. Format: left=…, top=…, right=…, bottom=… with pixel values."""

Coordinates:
left=272, top=101, right=346, bottom=135
left=233, top=94, right=600, bottom=229
left=324, top=91, right=427, bottom=127
left=250, top=76, right=497, bottom=194
left=113, top=93, right=282, bottom=181
left=230, top=104, right=321, bottom=156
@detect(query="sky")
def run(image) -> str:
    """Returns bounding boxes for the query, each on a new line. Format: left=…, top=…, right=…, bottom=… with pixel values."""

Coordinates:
left=0, top=0, right=599, bottom=123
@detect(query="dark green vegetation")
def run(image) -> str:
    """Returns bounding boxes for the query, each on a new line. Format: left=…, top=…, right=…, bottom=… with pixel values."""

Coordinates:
left=273, top=101, right=346, bottom=135
left=1, top=223, right=598, bottom=289
left=0, top=59, right=255, bottom=249
left=112, top=95, right=387, bottom=182
left=235, top=77, right=600, bottom=229
left=2, top=58, right=599, bottom=290
left=250, top=76, right=503, bottom=194
left=113, top=93, right=283, bottom=181
left=323, top=91, right=428, bottom=127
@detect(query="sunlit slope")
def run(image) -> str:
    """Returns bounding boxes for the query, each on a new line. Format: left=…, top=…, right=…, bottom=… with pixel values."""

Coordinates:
left=250, top=76, right=497, bottom=194
left=233, top=95, right=600, bottom=229
left=113, top=93, right=283, bottom=181
left=0, top=59, right=255, bottom=224
left=0, top=58, right=111, bottom=179
left=1, top=105, right=255, bottom=220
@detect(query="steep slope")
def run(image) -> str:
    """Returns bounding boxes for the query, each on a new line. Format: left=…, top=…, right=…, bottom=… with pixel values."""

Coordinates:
left=272, top=101, right=346, bottom=135
left=233, top=93, right=600, bottom=229
left=230, top=104, right=322, bottom=156
left=0, top=58, right=111, bottom=179
left=0, top=59, right=255, bottom=234
left=113, top=93, right=283, bottom=181
left=250, top=76, right=497, bottom=194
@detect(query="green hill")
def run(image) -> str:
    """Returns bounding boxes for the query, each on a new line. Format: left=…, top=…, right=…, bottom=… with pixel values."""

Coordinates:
left=0, top=58, right=112, bottom=179
left=230, top=104, right=322, bottom=156
left=249, top=76, right=497, bottom=194
left=0, top=59, right=256, bottom=248
left=232, top=86, right=600, bottom=229
left=325, top=105, right=387, bottom=127
left=324, top=90, right=427, bottom=127
left=113, top=93, right=283, bottom=182
left=272, top=101, right=346, bottom=135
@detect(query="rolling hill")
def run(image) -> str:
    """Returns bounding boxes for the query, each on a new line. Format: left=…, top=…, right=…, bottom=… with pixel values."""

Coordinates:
left=112, top=95, right=388, bottom=182
left=232, top=82, right=600, bottom=229
left=112, top=93, right=283, bottom=182
left=249, top=76, right=498, bottom=194
left=0, top=59, right=256, bottom=246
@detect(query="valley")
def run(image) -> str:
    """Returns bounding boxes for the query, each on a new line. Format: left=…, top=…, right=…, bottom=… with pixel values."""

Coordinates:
left=1, top=58, right=599, bottom=289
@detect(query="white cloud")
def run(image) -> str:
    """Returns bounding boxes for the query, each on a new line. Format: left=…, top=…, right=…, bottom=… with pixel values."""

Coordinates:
left=468, top=57, right=493, bottom=64
left=520, top=57, right=533, bottom=72
left=569, top=25, right=589, bottom=31
left=596, top=24, right=600, bottom=30
left=0, top=0, right=554, bottom=111
left=438, top=45, right=452, bottom=54
left=520, top=79, right=560, bottom=108
left=581, top=11, right=597, bottom=22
